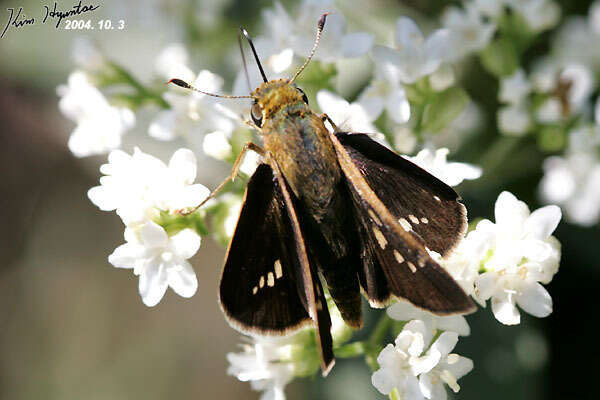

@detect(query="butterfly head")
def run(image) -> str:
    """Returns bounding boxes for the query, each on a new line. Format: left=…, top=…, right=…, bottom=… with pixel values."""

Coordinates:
left=250, top=80, right=309, bottom=128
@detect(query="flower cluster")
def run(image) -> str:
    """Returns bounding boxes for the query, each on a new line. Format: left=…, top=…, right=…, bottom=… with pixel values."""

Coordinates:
left=88, top=148, right=209, bottom=306
left=372, top=320, right=473, bottom=400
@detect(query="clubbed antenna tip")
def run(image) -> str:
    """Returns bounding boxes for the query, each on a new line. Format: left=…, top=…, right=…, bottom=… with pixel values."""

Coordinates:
left=168, top=78, right=191, bottom=89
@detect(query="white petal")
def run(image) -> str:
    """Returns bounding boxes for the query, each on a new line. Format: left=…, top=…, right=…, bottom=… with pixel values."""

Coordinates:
left=169, top=148, right=197, bottom=184
left=387, top=300, right=422, bottom=321
left=170, top=184, right=210, bottom=210
left=269, top=48, right=294, bottom=73
left=405, top=375, right=426, bottom=400
left=167, top=261, right=198, bottom=298
left=498, top=106, right=531, bottom=136
left=437, top=316, right=471, bottom=336
left=445, top=355, right=473, bottom=380
left=371, top=367, right=396, bottom=395
left=491, top=292, right=521, bottom=325
left=403, top=320, right=430, bottom=350
left=427, top=379, right=447, bottom=400
left=425, top=29, right=453, bottom=63
left=138, top=221, right=169, bottom=249
left=516, top=282, right=553, bottom=318
left=412, top=350, right=441, bottom=376
left=87, top=186, right=118, bottom=211
left=341, top=32, right=374, bottom=58
left=108, top=243, right=145, bottom=269
left=524, top=205, right=561, bottom=240
left=494, top=191, right=530, bottom=229
left=170, top=229, right=201, bottom=259
left=419, top=373, right=433, bottom=399
left=386, top=88, right=411, bottom=123
left=148, top=110, right=178, bottom=141
left=395, top=17, right=424, bottom=48
left=203, top=131, right=233, bottom=160
left=139, top=262, right=168, bottom=307
left=474, top=272, right=497, bottom=301
left=430, top=332, right=458, bottom=358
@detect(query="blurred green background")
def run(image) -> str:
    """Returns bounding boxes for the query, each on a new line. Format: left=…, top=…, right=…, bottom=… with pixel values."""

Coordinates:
left=1, top=0, right=598, bottom=399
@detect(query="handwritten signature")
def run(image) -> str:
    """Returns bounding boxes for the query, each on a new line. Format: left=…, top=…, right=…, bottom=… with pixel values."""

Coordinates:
left=1, top=1, right=99, bottom=39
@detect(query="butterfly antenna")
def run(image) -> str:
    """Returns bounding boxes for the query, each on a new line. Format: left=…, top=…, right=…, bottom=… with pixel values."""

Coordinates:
left=289, top=12, right=329, bottom=84
left=240, top=27, right=268, bottom=83
left=167, top=78, right=252, bottom=99
left=238, top=29, right=252, bottom=92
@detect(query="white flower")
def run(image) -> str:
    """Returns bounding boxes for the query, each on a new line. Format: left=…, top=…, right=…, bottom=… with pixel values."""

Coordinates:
left=108, top=221, right=200, bottom=306
left=507, top=0, right=561, bottom=32
left=470, top=192, right=561, bottom=325
left=262, top=0, right=373, bottom=65
left=499, top=69, right=531, bottom=105
left=357, top=73, right=411, bottom=124
left=404, top=148, right=482, bottom=187
left=149, top=70, right=235, bottom=141
left=442, top=3, right=496, bottom=60
left=316, top=90, right=380, bottom=135
left=498, top=105, right=531, bottom=136
left=203, top=131, right=233, bottom=161
left=57, top=71, right=135, bottom=157
left=88, top=147, right=210, bottom=226
left=155, top=43, right=195, bottom=83
left=372, top=17, right=452, bottom=84
left=372, top=320, right=473, bottom=399
left=428, top=64, right=456, bottom=92
left=540, top=127, right=600, bottom=226
left=473, top=0, right=506, bottom=19
left=552, top=15, right=600, bottom=69
left=387, top=301, right=470, bottom=336
left=227, top=335, right=299, bottom=400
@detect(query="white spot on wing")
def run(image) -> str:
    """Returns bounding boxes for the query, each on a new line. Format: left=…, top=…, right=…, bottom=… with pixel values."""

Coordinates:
left=398, top=218, right=412, bottom=231
left=267, top=272, right=275, bottom=287
left=373, top=227, right=388, bottom=249
left=434, top=195, right=441, bottom=202
left=421, top=217, right=429, bottom=224
left=409, top=215, right=419, bottom=224
left=259, top=276, right=265, bottom=288
left=407, top=261, right=417, bottom=273
left=252, top=286, right=258, bottom=295
left=274, top=259, right=283, bottom=279
left=393, top=250, right=404, bottom=264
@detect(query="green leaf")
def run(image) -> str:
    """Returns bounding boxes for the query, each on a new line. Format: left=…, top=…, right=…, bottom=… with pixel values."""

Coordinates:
left=479, top=38, right=519, bottom=77
left=421, top=87, right=469, bottom=133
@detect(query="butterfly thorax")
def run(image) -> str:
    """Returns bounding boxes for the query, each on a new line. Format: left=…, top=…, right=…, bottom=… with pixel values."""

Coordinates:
left=253, top=80, right=352, bottom=260
left=255, top=81, right=341, bottom=223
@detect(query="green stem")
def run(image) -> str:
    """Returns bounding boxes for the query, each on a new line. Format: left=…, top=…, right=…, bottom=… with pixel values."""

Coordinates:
left=108, top=62, right=169, bottom=108
left=364, top=313, right=393, bottom=371
left=334, top=341, right=366, bottom=359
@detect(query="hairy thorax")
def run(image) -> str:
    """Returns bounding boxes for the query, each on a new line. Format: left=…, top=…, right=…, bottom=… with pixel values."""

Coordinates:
left=261, top=103, right=341, bottom=222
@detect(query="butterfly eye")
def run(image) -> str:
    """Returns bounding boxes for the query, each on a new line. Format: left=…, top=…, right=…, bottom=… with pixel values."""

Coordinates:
left=297, top=87, right=309, bottom=105
left=251, top=102, right=263, bottom=127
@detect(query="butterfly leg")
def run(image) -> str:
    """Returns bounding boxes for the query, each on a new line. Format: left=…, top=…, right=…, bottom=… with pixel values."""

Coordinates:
left=320, top=113, right=339, bottom=132
left=178, top=142, right=264, bottom=215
